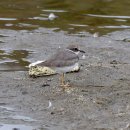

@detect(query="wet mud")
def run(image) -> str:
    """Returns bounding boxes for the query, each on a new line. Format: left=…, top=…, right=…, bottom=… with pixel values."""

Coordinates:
left=0, top=28, right=130, bottom=130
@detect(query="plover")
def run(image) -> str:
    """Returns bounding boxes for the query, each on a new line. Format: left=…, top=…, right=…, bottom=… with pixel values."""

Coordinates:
left=32, top=45, right=85, bottom=87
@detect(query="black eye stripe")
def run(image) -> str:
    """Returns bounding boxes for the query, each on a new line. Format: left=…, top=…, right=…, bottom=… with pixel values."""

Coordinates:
left=69, top=47, right=79, bottom=51
left=74, top=48, right=78, bottom=51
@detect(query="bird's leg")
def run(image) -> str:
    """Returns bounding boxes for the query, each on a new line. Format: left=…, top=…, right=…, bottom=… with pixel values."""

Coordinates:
left=60, top=73, right=65, bottom=86
left=60, top=73, right=70, bottom=88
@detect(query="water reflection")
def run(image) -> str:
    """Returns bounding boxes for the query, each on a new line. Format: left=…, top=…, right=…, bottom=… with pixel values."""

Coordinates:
left=0, top=124, right=34, bottom=130
left=87, top=14, right=130, bottom=19
left=0, top=105, right=37, bottom=130
left=0, top=0, right=130, bottom=70
left=0, top=50, right=31, bottom=71
left=0, top=18, right=17, bottom=21
left=0, top=0, right=130, bottom=34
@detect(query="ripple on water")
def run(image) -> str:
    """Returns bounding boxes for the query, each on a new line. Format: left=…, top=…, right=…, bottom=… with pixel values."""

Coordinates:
left=0, top=18, right=17, bottom=21
left=42, top=9, right=67, bottom=13
left=0, top=105, right=38, bottom=130
left=0, top=106, right=15, bottom=112
left=11, top=115, right=37, bottom=122
left=0, top=124, right=34, bottom=130
left=99, top=25, right=130, bottom=29
left=0, top=49, right=32, bottom=71
left=0, top=0, right=130, bottom=34
left=86, top=14, right=130, bottom=19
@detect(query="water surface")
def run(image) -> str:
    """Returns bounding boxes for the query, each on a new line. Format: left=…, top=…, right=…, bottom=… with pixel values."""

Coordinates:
left=0, top=0, right=130, bottom=34
left=0, top=0, right=130, bottom=70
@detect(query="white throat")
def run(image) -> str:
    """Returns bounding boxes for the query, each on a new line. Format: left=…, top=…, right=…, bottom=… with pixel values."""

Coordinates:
left=75, top=51, right=80, bottom=55
left=67, top=49, right=80, bottom=55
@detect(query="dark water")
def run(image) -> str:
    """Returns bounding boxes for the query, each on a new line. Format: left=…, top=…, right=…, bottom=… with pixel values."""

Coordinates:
left=0, top=0, right=130, bottom=34
left=0, top=0, right=130, bottom=70
left=0, top=50, right=30, bottom=71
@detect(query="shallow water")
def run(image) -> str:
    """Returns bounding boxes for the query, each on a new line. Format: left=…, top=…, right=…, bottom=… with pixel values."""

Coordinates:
left=0, top=124, right=34, bottom=130
left=0, top=49, right=31, bottom=71
left=0, top=0, right=130, bottom=34
left=0, top=105, right=37, bottom=130
left=0, top=0, right=130, bottom=70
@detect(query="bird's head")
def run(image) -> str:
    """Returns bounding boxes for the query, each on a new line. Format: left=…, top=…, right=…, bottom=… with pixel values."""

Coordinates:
left=67, top=44, right=85, bottom=54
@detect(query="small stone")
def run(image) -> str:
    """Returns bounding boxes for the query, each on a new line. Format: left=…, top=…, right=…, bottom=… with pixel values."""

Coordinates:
left=12, top=128, right=20, bottom=130
left=110, top=60, right=118, bottom=64
left=93, top=32, right=99, bottom=37
left=42, top=83, right=50, bottom=87
left=50, top=111, right=55, bottom=115
left=48, top=13, right=57, bottom=20
left=47, top=78, right=52, bottom=81
left=22, top=91, right=28, bottom=95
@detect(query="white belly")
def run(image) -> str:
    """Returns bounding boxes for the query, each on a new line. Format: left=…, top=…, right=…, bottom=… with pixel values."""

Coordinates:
left=55, top=63, right=80, bottom=73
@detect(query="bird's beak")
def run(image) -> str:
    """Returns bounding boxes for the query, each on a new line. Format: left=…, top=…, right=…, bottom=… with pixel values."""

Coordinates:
left=79, top=50, right=85, bottom=53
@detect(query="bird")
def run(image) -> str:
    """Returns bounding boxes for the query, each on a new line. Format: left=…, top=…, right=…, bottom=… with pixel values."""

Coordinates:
left=35, top=45, right=85, bottom=88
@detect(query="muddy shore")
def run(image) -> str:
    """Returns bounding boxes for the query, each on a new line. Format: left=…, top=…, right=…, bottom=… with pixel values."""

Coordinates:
left=0, top=29, right=130, bottom=130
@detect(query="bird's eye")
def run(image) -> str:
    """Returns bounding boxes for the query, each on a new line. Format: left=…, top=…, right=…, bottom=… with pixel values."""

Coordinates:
left=74, top=48, right=78, bottom=51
